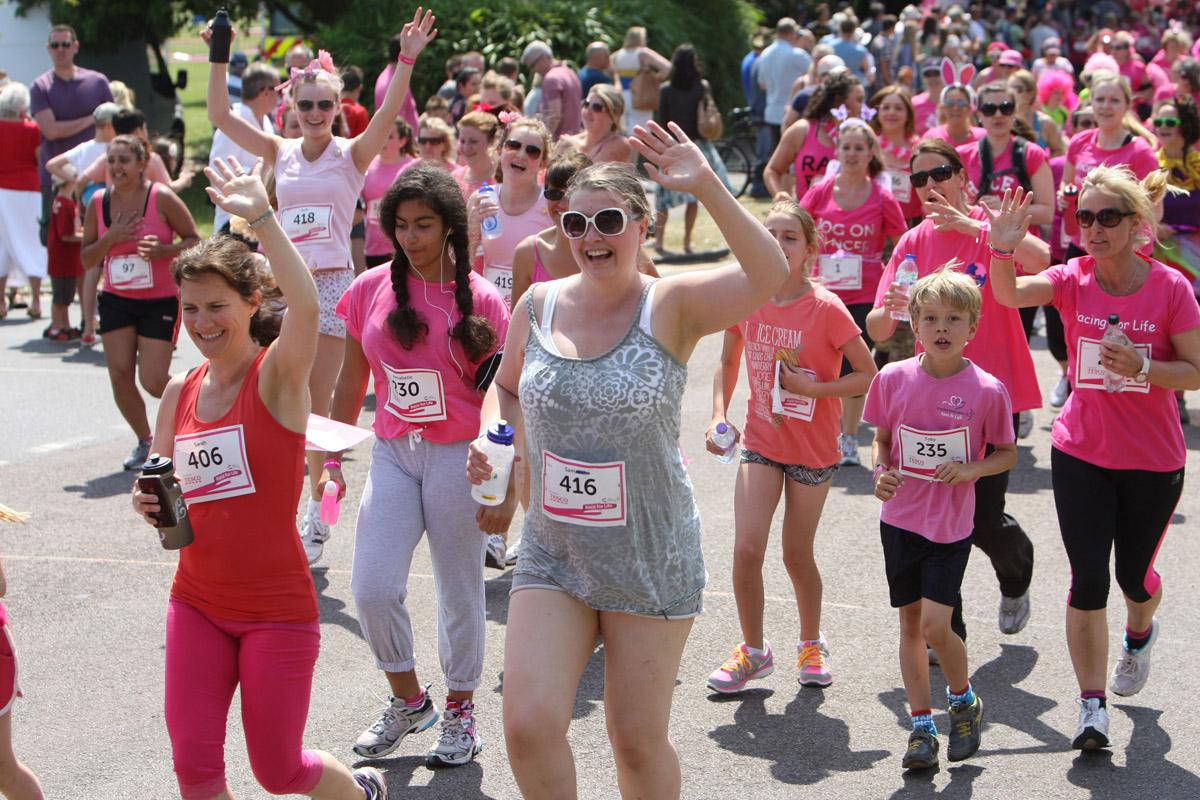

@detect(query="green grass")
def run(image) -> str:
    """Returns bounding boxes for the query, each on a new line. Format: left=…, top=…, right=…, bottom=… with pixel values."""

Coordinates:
left=171, top=32, right=219, bottom=238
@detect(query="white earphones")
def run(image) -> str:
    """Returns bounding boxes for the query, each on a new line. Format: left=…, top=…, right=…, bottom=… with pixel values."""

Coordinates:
left=405, top=229, right=465, bottom=379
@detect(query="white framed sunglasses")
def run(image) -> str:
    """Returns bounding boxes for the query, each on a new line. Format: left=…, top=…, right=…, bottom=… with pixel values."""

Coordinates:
left=560, top=207, right=635, bottom=239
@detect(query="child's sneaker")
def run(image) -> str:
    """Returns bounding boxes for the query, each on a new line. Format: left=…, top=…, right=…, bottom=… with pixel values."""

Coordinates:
left=706, top=643, right=774, bottom=694
left=946, top=693, right=983, bottom=761
left=838, top=433, right=861, bottom=466
left=796, top=638, right=832, bottom=688
left=1072, top=697, right=1110, bottom=750
left=352, top=766, right=388, bottom=799
left=426, top=699, right=483, bottom=768
left=299, top=498, right=330, bottom=565
left=352, top=688, right=439, bottom=758
left=901, top=729, right=939, bottom=770
left=1111, top=618, right=1158, bottom=697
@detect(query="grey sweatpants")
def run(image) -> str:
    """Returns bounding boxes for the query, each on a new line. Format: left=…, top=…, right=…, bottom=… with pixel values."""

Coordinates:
left=351, top=435, right=487, bottom=692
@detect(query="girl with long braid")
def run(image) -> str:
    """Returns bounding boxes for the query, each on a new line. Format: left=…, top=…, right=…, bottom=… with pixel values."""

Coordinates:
left=320, top=165, right=510, bottom=768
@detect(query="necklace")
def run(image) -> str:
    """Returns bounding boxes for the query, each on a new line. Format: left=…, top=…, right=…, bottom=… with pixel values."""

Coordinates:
left=1097, top=260, right=1143, bottom=296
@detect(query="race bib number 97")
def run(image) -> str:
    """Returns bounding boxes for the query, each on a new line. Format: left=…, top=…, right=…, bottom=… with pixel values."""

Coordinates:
left=542, top=451, right=627, bottom=527
left=106, top=255, right=153, bottom=290
left=174, top=424, right=256, bottom=504
left=898, top=424, right=970, bottom=481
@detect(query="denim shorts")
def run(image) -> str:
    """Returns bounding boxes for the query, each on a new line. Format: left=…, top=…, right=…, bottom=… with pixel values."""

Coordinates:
left=740, top=448, right=837, bottom=486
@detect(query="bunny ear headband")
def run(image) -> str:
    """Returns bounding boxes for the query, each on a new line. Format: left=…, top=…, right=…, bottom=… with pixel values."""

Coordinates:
left=278, top=49, right=338, bottom=93
left=938, top=57, right=976, bottom=106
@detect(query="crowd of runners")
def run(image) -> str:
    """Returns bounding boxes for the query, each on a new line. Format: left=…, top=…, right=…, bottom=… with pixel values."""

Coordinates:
left=2, top=0, right=1200, bottom=798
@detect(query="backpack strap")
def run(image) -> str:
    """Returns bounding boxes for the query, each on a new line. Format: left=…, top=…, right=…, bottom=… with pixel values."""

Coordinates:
left=978, top=137, right=994, bottom=198
left=1012, top=136, right=1030, bottom=192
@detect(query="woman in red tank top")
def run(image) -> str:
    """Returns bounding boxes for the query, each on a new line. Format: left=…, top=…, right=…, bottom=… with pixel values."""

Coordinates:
left=132, top=158, right=388, bottom=799
left=82, top=135, right=200, bottom=472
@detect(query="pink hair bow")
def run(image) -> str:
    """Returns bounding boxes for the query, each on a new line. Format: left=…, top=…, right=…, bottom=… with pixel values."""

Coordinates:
left=279, top=50, right=338, bottom=92
left=498, top=110, right=522, bottom=125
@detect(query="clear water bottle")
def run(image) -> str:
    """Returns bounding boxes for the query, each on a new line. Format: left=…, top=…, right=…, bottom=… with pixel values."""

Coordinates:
left=891, top=254, right=919, bottom=322
left=710, top=422, right=737, bottom=464
left=472, top=420, right=516, bottom=505
left=1103, top=314, right=1131, bottom=393
left=479, top=182, right=503, bottom=240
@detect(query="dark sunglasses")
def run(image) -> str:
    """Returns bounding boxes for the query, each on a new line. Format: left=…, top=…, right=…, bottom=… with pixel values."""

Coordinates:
left=1075, top=208, right=1136, bottom=228
left=582, top=100, right=607, bottom=113
left=1073, top=116, right=1097, bottom=129
left=418, top=136, right=447, bottom=145
left=910, top=164, right=959, bottom=188
left=1112, top=43, right=1130, bottom=51
left=296, top=99, right=336, bottom=112
left=1153, top=117, right=1181, bottom=128
left=921, top=68, right=941, bottom=78
left=543, top=187, right=566, bottom=201
left=504, top=139, right=543, bottom=158
left=978, top=101, right=1016, bottom=117
left=560, top=207, right=632, bottom=239
left=943, top=99, right=971, bottom=110
left=48, top=41, right=73, bottom=49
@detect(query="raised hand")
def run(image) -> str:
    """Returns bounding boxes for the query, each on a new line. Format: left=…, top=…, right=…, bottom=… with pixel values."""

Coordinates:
left=630, top=121, right=716, bottom=195
left=204, top=156, right=271, bottom=222
left=982, top=187, right=1033, bottom=252
left=923, top=189, right=978, bottom=235
left=399, top=7, right=438, bottom=61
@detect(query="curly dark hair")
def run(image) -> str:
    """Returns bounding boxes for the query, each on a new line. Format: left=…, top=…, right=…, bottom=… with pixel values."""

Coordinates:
left=1169, top=93, right=1200, bottom=150
left=805, top=71, right=863, bottom=123
left=172, top=235, right=284, bottom=347
left=378, top=164, right=497, bottom=362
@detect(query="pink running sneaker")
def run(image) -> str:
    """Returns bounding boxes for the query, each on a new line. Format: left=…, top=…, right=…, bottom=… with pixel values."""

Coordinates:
left=797, top=638, right=833, bottom=688
left=706, top=643, right=775, bottom=694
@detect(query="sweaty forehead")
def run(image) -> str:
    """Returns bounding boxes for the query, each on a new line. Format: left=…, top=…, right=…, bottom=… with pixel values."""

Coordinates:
left=569, top=187, right=626, bottom=213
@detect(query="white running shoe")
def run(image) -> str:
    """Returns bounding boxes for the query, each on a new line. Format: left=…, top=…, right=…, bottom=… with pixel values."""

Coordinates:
left=484, top=534, right=507, bottom=570
left=426, top=700, right=483, bottom=768
left=838, top=433, right=861, bottom=467
left=998, top=592, right=1031, bottom=635
left=123, top=438, right=152, bottom=471
left=1050, top=375, right=1071, bottom=408
left=1111, top=618, right=1159, bottom=697
left=1017, top=410, right=1034, bottom=439
left=504, top=538, right=520, bottom=566
left=352, top=766, right=388, bottom=799
left=352, top=688, right=439, bottom=758
left=1072, top=697, right=1111, bottom=750
left=299, top=499, right=330, bottom=566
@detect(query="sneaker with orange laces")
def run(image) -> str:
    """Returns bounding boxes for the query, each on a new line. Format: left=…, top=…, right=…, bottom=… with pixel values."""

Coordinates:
left=706, top=642, right=774, bottom=694
left=797, top=637, right=833, bottom=688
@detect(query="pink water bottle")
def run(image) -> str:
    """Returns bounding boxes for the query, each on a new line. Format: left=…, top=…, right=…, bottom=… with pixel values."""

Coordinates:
left=320, top=481, right=341, bottom=525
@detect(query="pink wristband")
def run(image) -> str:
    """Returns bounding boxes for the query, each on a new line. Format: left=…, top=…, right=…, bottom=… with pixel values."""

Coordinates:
left=398, top=54, right=416, bottom=65
left=323, top=459, right=342, bottom=470
left=989, top=246, right=1015, bottom=261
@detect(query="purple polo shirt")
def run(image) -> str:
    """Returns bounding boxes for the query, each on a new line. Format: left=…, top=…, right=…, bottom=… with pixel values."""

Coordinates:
left=29, top=67, right=113, bottom=188
left=541, top=62, right=582, bottom=139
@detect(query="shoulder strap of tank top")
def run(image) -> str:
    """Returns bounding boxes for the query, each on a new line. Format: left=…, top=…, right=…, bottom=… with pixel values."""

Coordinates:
left=540, top=282, right=561, bottom=341
left=637, top=280, right=657, bottom=337
left=145, top=182, right=157, bottom=217
left=100, top=188, right=110, bottom=228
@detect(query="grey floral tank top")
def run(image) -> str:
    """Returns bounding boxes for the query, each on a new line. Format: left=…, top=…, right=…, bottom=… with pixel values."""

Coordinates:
left=515, top=281, right=706, bottom=616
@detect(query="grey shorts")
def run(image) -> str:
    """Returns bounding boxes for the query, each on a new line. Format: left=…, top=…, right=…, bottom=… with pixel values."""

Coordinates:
left=50, top=275, right=78, bottom=306
left=740, top=448, right=838, bottom=486
left=510, top=571, right=704, bottom=620
left=314, top=269, right=354, bottom=338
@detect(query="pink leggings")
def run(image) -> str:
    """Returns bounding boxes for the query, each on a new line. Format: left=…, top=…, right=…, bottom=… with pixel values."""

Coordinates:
left=165, top=599, right=324, bottom=799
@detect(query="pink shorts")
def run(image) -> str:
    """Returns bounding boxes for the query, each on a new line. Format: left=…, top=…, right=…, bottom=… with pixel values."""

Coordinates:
left=0, top=625, right=21, bottom=716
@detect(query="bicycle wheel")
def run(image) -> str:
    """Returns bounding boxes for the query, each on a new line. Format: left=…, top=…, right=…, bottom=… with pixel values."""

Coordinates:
left=718, top=140, right=752, bottom=199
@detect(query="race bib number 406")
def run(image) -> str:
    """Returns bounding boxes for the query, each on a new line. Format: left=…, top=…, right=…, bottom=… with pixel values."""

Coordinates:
left=542, top=451, right=627, bottom=527
left=174, top=424, right=256, bottom=504
left=898, top=424, right=970, bottom=481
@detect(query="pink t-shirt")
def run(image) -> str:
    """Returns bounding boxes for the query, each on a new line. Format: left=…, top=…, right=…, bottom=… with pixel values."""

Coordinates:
left=922, top=124, right=986, bottom=147
left=910, top=92, right=939, bottom=136
left=336, top=266, right=510, bottom=443
left=362, top=155, right=415, bottom=257
left=875, top=208, right=1042, bottom=412
left=957, top=137, right=1049, bottom=200
left=274, top=136, right=366, bottom=270
left=792, top=122, right=836, bottom=196
left=1064, top=129, right=1160, bottom=248
left=478, top=192, right=552, bottom=308
left=863, top=357, right=1014, bottom=543
left=801, top=177, right=907, bottom=306
left=373, top=62, right=421, bottom=135
left=1043, top=255, right=1200, bottom=471
left=736, top=283, right=863, bottom=467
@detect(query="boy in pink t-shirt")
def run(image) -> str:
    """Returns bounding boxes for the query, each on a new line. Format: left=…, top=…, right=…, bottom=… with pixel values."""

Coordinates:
left=864, top=270, right=1015, bottom=771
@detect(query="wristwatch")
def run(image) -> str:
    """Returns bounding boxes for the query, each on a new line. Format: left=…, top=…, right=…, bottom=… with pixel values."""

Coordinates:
left=1134, top=353, right=1151, bottom=384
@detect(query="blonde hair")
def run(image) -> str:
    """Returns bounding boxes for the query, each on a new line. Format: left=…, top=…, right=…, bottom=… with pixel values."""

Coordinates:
left=766, top=199, right=821, bottom=275
left=836, top=119, right=885, bottom=178
left=418, top=116, right=456, bottom=160
left=506, top=117, right=552, bottom=164
left=109, top=80, right=135, bottom=110
left=623, top=26, right=647, bottom=50
left=288, top=69, right=343, bottom=104
left=1087, top=70, right=1156, bottom=145
left=480, top=71, right=515, bottom=103
left=908, top=265, right=982, bottom=325
left=566, top=161, right=650, bottom=219
left=589, top=84, right=625, bottom=133
left=1081, top=165, right=1177, bottom=250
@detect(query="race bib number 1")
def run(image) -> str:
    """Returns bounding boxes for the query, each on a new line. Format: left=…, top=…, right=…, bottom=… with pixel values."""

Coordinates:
left=106, top=255, right=153, bottom=290
left=174, top=424, right=256, bottom=504
left=382, top=364, right=447, bottom=423
left=542, top=451, right=627, bottom=527
left=280, top=204, right=333, bottom=244
left=818, top=253, right=863, bottom=291
left=898, top=424, right=970, bottom=481
left=1075, top=337, right=1151, bottom=394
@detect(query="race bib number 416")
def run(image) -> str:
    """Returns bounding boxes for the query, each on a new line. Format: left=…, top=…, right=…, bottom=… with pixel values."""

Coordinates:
left=542, top=451, right=627, bottom=527
left=174, top=424, right=256, bottom=504
left=898, top=424, right=970, bottom=481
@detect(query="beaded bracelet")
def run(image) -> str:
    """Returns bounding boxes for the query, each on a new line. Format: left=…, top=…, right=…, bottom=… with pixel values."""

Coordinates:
left=989, top=246, right=1015, bottom=261
left=323, top=459, right=342, bottom=470
left=398, top=54, right=416, bottom=65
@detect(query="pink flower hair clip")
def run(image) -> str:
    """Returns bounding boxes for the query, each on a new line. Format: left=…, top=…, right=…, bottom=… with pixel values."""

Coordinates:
left=278, top=49, right=338, bottom=93
left=498, top=110, right=522, bottom=125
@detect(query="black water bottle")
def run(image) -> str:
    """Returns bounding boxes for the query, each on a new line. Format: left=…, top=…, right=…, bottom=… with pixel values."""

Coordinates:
left=209, top=9, right=232, bottom=64
left=137, top=454, right=195, bottom=550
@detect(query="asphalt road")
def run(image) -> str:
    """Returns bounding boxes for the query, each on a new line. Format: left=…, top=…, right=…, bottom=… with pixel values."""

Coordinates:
left=2, top=294, right=1200, bottom=799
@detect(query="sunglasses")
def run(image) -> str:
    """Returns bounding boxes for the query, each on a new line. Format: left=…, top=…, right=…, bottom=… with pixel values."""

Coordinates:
left=1153, top=117, right=1181, bottom=128
left=48, top=41, right=73, bottom=49
left=543, top=187, right=566, bottom=202
left=1112, top=43, right=1130, bottom=51
left=922, top=69, right=941, bottom=78
left=1073, top=116, right=1097, bottom=130
left=1075, top=208, right=1136, bottom=228
left=560, top=207, right=633, bottom=239
left=418, top=136, right=447, bottom=145
left=503, top=139, right=543, bottom=158
left=582, top=100, right=606, bottom=113
left=979, top=101, right=1016, bottom=117
left=296, top=99, right=336, bottom=112
left=943, top=99, right=971, bottom=110
left=910, top=164, right=959, bottom=188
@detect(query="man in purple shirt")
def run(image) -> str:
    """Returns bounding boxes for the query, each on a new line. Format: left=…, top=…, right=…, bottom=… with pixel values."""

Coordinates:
left=521, top=41, right=582, bottom=139
left=29, top=24, right=112, bottom=242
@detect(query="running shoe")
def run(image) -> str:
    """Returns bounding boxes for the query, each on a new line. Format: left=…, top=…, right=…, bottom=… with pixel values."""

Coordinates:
left=352, top=766, right=388, bottom=799
left=706, top=643, right=774, bottom=693
left=901, top=729, right=939, bottom=770
left=352, top=688, right=439, bottom=758
left=998, top=591, right=1031, bottom=635
left=47, top=328, right=75, bottom=342
left=947, top=693, right=983, bottom=761
left=299, top=499, right=330, bottom=565
left=80, top=332, right=98, bottom=348
left=796, top=638, right=832, bottom=688
left=484, top=534, right=507, bottom=570
left=927, top=646, right=939, bottom=667
left=122, top=438, right=152, bottom=471
left=1072, top=697, right=1110, bottom=750
left=504, top=538, right=520, bottom=566
left=426, top=700, right=483, bottom=768
left=1050, top=375, right=1071, bottom=408
left=838, top=433, right=861, bottom=467
left=1017, top=410, right=1034, bottom=439
left=1111, top=618, right=1159, bottom=697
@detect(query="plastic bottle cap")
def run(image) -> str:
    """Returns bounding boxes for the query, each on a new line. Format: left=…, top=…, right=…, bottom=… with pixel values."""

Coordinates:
left=1108, top=314, right=1120, bottom=324
left=487, top=419, right=515, bottom=446
left=716, top=422, right=728, bottom=434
